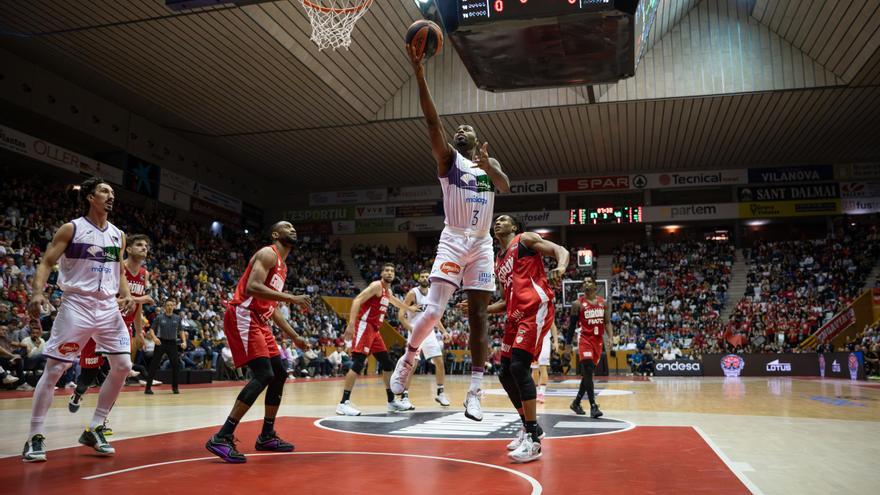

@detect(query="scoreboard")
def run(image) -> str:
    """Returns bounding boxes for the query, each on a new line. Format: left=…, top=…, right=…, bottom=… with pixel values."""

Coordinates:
left=458, top=0, right=613, bottom=25
left=569, top=206, right=643, bottom=225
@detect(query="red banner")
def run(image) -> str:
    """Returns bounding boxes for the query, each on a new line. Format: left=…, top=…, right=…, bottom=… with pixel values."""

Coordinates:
left=814, top=308, right=856, bottom=344
left=558, top=176, right=630, bottom=192
left=873, top=288, right=880, bottom=305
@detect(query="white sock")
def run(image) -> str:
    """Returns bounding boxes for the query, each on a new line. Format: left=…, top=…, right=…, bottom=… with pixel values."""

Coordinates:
left=404, top=282, right=455, bottom=364
left=29, top=359, right=71, bottom=438
left=538, top=385, right=546, bottom=394
left=90, top=353, right=132, bottom=429
left=469, top=367, right=484, bottom=392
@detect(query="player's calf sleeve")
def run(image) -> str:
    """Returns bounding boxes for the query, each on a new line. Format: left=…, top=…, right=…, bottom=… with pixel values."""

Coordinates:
left=510, top=349, right=537, bottom=401
left=30, top=359, right=72, bottom=437
left=374, top=351, right=394, bottom=372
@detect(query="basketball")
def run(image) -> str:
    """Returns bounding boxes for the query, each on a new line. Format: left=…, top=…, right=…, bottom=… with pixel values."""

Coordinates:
left=405, top=20, right=443, bottom=59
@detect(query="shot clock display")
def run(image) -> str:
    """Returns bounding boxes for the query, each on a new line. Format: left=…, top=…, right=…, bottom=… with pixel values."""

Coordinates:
left=459, top=0, right=613, bottom=25
left=569, top=206, right=643, bottom=225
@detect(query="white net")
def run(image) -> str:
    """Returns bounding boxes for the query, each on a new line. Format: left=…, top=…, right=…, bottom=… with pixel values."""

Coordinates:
left=299, top=0, right=374, bottom=51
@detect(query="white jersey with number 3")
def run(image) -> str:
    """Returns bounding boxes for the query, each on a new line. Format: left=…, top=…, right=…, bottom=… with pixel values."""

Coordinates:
left=440, top=150, right=495, bottom=232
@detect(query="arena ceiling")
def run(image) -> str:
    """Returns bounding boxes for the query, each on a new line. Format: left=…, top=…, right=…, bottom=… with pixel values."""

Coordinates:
left=1, top=0, right=879, bottom=194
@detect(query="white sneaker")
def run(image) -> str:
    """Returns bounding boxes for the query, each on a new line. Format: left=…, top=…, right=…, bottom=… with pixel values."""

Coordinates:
left=463, top=389, right=483, bottom=421
left=387, top=398, right=410, bottom=412
left=507, top=427, right=526, bottom=451
left=399, top=397, right=415, bottom=411
left=389, top=356, right=413, bottom=395
left=153, top=379, right=163, bottom=385
left=64, top=382, right=77, bottom=389
left=3, top=374, right=18, bottom=385
left=335, top=400, right=361, bottom=416
left=435, top=392, right=450, bottom=407
left=128, top=370, right=141, bottom=378
left=508, top=436, right=542, bottom=463
left=21, top=434, right=47, bottom=462
left=17, top=383, right=34, bottom=391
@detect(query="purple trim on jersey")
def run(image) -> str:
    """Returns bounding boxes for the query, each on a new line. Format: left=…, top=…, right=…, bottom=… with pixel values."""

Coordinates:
left=439, top=149, right=458, bottom=178
left=64, top=242, right=107, bottom=261
left=445, top=158, right=480, bottom=193
left=81, top=216, right=109, bottom=232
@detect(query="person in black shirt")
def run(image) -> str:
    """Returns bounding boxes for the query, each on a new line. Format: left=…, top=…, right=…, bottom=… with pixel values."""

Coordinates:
left=145, top=299, right=184, bottom=394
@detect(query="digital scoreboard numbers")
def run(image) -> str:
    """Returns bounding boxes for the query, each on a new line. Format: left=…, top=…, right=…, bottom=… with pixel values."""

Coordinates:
left=569, top=206, right=643, bottom=225
left=459, top=0, right=613, bottom=25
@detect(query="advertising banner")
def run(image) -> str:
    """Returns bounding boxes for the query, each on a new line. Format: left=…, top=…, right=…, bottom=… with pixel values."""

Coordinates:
left=814, top=308, right=856, bottom=344
left=840, top=182, right=880, bottom=198
left=558, top=176, right=630, bottom=192
left=630, top=169, right=747, bottom=189
left=193, top=183, right=242, bottom=214
left=738, top=199, right=840, bottom=218
left=124, top=156, right=161, bottom=199
left=642, top=203, right=738, bottom=222
left=355, top=218, right=396, bottom=234
left=309, top=188, right=387, bottom=206
left=737, top=183, right=839, bottom=202
left=354, top=205, right=395, bottom=219
left=331, top=220, right=355, bottom=235
left=160, top=168, right=196, bottom=195
left=393, top=216, right=445, bottom=232
left=393, top=203, right=442, bottom=217
left=702, top=352, right=864, bottom=379
left=508, top=178, right=558, bottom=195
left=836, top=163, right=880, bottom=180
left=653, top=359, right=704, bottom=376
left=500, top=210, right=570, bottom=227
left=158, top=185, right=191, bottom=211
left=387, top=185, right=441, bottom=201
left=748, top=165, right=834, bottom=184
left=0, top=124, right=123, bottom=184
left=286, top=207, right=354, bottom=223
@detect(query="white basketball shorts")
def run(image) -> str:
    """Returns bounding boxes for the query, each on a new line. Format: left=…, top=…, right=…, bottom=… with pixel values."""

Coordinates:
left=430, top=227, right=495, bottom=292
left=43, top=292, right=131, bottom=362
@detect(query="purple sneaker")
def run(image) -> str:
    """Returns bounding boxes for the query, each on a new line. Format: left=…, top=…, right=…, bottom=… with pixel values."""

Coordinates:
left=255, top=432, right=294, bottom=452
left=206, top=434, right=246, bottom=463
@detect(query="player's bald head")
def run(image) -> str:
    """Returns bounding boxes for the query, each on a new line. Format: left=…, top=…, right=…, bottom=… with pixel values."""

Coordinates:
left=270, top=221, right=291, bottom=233
left=270, top=221, right=298, bottom=246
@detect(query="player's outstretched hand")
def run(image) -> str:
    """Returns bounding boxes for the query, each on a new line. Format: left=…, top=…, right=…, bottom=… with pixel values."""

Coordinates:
left=289, top=294, right=311, bottom=308
left=474, top=142, right=491, bottom=171
left=407, top=44, right=426, bottom=73
left=294, top=334, right=311, bottom=351
left=27, top=293, right=47, bottom=319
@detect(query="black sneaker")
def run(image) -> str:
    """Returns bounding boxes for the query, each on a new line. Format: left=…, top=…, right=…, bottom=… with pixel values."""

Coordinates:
left=22, top=434, right=47, bottom=462
left=206, top=434, right=246, bottom=463
left=79, top=425, right=115, bottom=455
left=68, top=393, right=83, bottom=413
left=590, top=403, right=603, bottom=418
left=144, top=388, right=154, bottom=395
left=255, top=431, right=294, bottom=452
left=172, top=389, right=180, bottom=394
left=570, top=401, right=586, bottom=415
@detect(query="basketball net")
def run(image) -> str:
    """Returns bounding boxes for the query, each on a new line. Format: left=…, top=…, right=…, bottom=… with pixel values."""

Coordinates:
left=299, top=0, right=373, bottom=50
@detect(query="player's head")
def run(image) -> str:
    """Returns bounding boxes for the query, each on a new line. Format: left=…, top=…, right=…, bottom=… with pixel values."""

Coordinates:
left=583, top=276, right=598, bottom=295
left=270, top=221, right=297, bottom=247
left=380, top=263, right=396, bottom=283
left=418, top=269, right=430, bottom=288
left=453, top=124, right=478, bottom=154
left=125, top=234, right=150, bottom=260
left=80, top=177, right=114, bottom=215
left=492, top=214, right=525, bottom=238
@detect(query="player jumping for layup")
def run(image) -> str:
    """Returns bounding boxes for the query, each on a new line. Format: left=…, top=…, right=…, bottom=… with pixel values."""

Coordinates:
left=390, top=42, right=511, bottom=422
left=206, top=221, right=311, bottom=463
left=569, top=276, right=612, bottom=418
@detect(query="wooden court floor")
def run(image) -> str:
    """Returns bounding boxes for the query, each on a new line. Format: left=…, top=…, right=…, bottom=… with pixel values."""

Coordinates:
left=1, top=374, right=878, bottom=494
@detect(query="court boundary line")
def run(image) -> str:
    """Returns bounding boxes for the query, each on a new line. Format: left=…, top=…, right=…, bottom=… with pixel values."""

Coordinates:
left=692, top=426, right=765, bottom=495
left=80, top=451, right=542, bottom=494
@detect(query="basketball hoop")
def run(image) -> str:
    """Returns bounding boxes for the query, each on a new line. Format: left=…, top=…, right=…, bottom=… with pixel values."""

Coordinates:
left=299, top=0, right=373, bottom=50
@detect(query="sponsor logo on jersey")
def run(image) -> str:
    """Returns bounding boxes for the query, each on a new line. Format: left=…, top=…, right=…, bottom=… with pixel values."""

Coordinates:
left=59, top=342, right=80, bottom=355
left=440, top=262, right=461, bottom=275
left=720, top=354, right=745, bottom=377
left=466, top=197, right=488, bottom=204
left=85, top=356, right=100, bottom=366
left=478, top=272, right=493, bottom=283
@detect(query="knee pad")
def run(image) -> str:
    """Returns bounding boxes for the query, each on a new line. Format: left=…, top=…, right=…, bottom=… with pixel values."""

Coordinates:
left=350, top=353, right=367, bottom=374
left=374, top=351, right=393, bottom=372
left=237, top=358, right=274, bottom=406
left=510, top=349, right=537, bottom=401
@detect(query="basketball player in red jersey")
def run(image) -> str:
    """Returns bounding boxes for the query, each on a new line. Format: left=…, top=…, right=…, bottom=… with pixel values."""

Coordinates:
left=336, top=263, right=418, bottom=416
left=461, top=215, right=569, bottom=463
left=206, top=221, right=311, bottom=463
left=68, top=234, right=154, bottom=419
left=569, top=276, right=612, bottom=418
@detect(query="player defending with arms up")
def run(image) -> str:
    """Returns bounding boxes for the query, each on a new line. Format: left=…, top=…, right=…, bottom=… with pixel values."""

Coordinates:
left=391, top=41, right=511, bottom=422
left=569, top=276, right=612, bottom=418
left=205, top=221, right=311, bottom=463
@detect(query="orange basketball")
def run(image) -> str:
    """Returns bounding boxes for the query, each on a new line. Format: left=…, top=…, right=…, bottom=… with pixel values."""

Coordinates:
left=405, top=20, right=443, bottom=59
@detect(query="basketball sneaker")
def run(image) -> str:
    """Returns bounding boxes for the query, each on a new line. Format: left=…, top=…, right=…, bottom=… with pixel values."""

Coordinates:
left=507, top=427, right=526, bottom=451
left=570, top=400, right=586, bottom=415
left=508, top=436, right=542, bottom=463
left=463, top=389, right=483, bottom=421
left=21, top=434, right=46, bottom=462
left=336, top=400, right=362, bottom=416
left=435, top=392, right=450, bottom=407
left=68, top=392, right=82, bottom=413
left=78, top=425, right=115, bottom=455
left=102, top=419, right=113, bottom=436
left=399, top=397, right=416, bottom=411
left=389, top=356, right=413, bottom=395
left=255, top=431, right=294, bottom=452
left=590, top=403, right=603, bottom=418
left=206, top=434, right=246, bottom=463
left=387, top=398, right=410, bottom=412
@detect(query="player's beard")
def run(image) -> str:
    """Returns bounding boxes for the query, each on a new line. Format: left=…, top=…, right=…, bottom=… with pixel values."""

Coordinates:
left=279, top=235, right=297, bottom=247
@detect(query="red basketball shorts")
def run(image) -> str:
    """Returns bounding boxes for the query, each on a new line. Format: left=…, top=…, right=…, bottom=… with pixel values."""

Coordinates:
left=224, top=305, right=279, bottom=368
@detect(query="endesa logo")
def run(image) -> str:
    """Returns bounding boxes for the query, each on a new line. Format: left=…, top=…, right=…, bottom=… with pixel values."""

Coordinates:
left=720, top=354, right=745, bottom=377
left=765, top=359, right=792, bottom=372
left=656, top=361, right=701, bottom=372
left=59, top=342, right=80, bottom=355
left=439, top=262, right=461, bottom=275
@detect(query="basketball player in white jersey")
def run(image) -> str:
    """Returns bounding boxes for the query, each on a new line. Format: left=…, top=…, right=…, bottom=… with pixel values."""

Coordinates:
left=23, top=177, right=136, bottom=462
left=398, top=270, right=452, bottom=408
left=391, top=44, right=511, bottom=421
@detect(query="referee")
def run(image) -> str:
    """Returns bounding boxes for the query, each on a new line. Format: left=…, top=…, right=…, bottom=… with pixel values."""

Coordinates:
left=145, top=298, right=184, bottom=395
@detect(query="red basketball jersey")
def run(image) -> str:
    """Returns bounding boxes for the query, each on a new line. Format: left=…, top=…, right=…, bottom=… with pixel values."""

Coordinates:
left=357, top=284, right=391, bottom=328
left=495, top=234, right=554, bottom=320
left=578, top=295, right=606, bottom=340
left=230, top=245, right=288, bottom=323
left=123, top=264, right=148, bottom=325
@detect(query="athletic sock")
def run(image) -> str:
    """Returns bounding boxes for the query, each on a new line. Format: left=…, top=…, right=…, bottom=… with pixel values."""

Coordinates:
left=341, top=390, right=352, bottom=404
left=437, top=385, right=444, bottom=396
left=469, top=366, right=484, bottom=392
left=524, top=420, right=540, bottom=442
left=386, top=388, right=395, bottom=403
left=402, top=390, right=409, bottom=399
left=261, top=417, right=275, bottom=437
left=218, top=416, right=240, bottom=437
left=538, top=385, right=546, bottom=395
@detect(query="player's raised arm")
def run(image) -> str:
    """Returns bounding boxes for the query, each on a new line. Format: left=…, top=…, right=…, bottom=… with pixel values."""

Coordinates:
left=28, top=222, right=74, bottom=318
left=519, top=232, right=570, bottom=281
left=407, top=44, right=453, bottom=177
